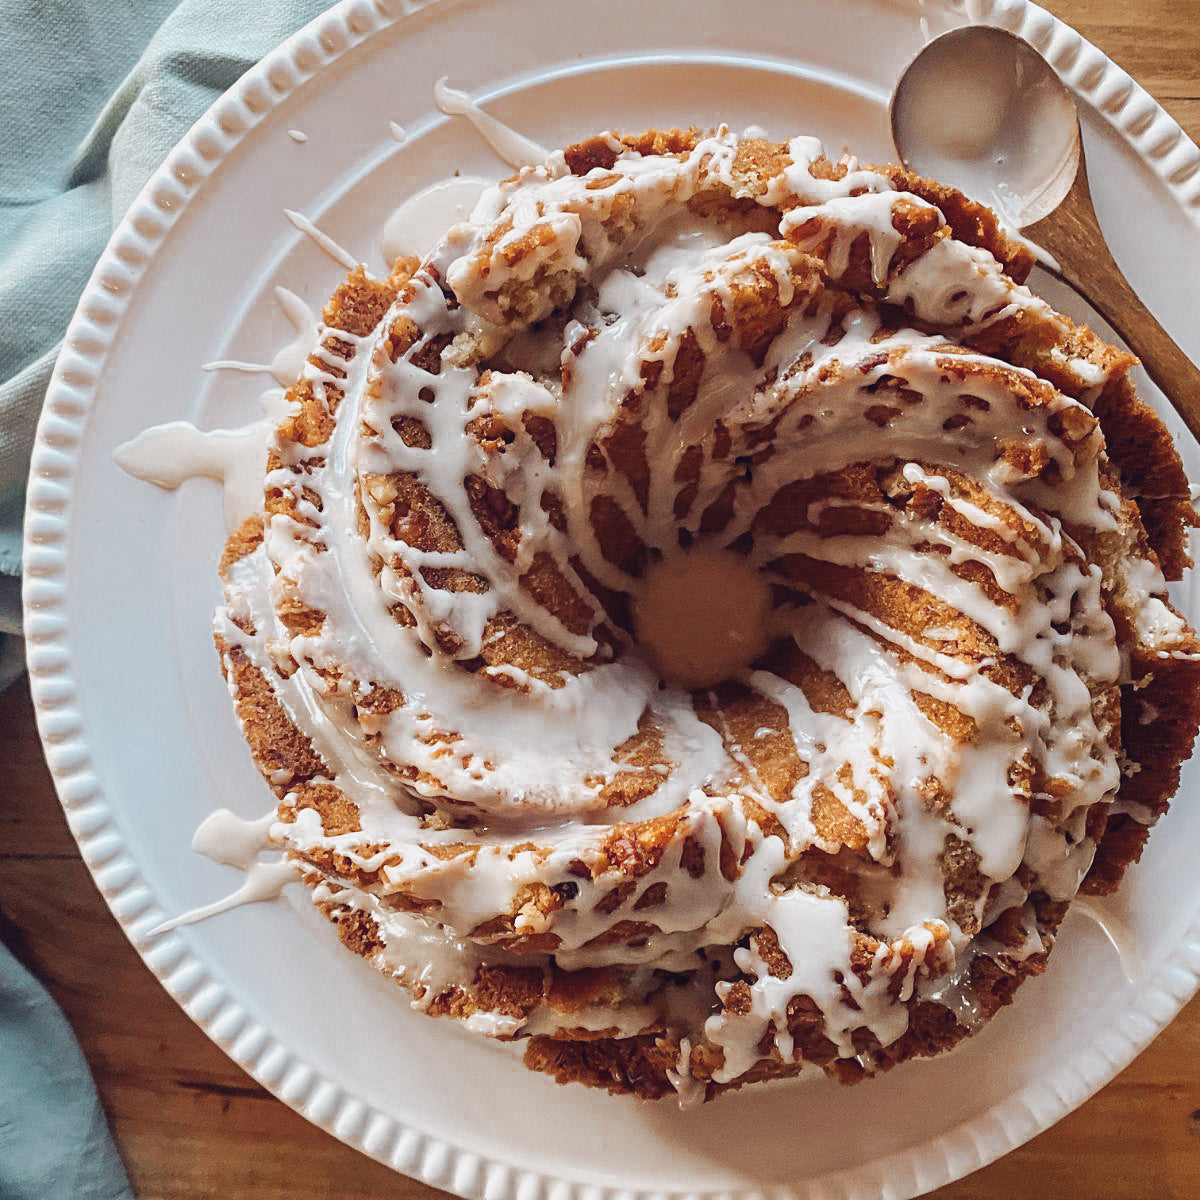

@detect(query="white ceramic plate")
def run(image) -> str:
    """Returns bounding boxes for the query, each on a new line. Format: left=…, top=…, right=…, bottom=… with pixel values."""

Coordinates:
left=24, top=0, right=1200, bottom=1196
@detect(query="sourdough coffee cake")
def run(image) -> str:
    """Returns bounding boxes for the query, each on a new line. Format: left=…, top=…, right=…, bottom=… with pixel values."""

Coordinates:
left=213, top=127, right=1200, bottom=1099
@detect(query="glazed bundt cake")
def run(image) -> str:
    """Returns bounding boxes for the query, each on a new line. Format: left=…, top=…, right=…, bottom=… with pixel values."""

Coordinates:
left=215, top=127, right=1200, bottom=1099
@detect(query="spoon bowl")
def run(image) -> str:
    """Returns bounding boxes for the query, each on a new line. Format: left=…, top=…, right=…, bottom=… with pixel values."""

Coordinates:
left=891, top=26, right=1080, bottom=227
left=890, top=24, right=1200, bottom=444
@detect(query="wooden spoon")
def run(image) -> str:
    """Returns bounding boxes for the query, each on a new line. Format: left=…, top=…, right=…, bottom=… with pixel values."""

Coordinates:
left=890, top=24, right=1200, bottom=443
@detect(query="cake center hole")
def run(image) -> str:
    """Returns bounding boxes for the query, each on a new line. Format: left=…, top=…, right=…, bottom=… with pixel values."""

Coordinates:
left=634, top=547, right=772, bottom=690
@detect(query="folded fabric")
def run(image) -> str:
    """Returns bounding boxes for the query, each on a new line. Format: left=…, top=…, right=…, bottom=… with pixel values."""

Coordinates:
left=1, top=0, right=329, bottom=691
left=1, top=1, right=331, bottom=1193
left=0, top=941, right=133, bottom=1200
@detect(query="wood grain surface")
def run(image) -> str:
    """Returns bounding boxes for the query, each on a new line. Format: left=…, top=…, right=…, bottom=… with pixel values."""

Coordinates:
left=4, top=1, right=1200, bottom=1196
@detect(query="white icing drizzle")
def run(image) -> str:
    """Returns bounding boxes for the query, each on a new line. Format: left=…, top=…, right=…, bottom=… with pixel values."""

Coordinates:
left=200, top=288, right=318, bottom=386
left=202, top=359, right=272, bottom=374
left=433, top=77, right=549, bottom=168
left=381, top=177, right=492, bottom=266
left=191, top=808, right=278, bottom=869
left=114, top=418, right=271, bottom=530
left=122, top=354, right=290, bottom=512
left=269, top=287, right=320, bottom=386
left=665, top=1038, right=706, bottom=1108
left=148, top=860, right=299, bottom=935
left=994, top=209, right=1063, bottom=276
left=142, top=808, right=303, bottom=938
left=284, top=208, right=361, bottom=271
left=119, top=286, right=314, bottom=528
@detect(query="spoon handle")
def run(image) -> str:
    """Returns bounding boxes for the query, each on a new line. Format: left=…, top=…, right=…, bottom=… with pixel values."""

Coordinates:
left=1025, top=152, right=1200, bottom=445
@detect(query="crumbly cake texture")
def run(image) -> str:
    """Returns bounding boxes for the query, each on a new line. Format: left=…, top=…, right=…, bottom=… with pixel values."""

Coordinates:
left=215, top=127, right=1200, bottom=1101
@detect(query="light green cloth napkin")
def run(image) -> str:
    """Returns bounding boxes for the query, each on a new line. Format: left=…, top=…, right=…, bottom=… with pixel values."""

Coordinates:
left=1, top=2, right=330, bottom=1195
left=1, top=0, right=330, bottom=692
left=0, top=941, right=135, bottom=1200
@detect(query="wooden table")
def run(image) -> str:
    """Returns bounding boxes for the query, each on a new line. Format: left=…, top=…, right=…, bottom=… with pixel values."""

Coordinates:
left=5, top=1, right=1200, bottom=1195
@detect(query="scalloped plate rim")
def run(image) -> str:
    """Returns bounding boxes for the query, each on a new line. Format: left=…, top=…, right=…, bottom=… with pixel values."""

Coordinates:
left=22, top=0, right=1200, bottom=1197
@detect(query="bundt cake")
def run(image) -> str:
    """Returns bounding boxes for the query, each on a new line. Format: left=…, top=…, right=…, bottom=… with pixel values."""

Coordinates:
left=214, top=127, right=1200, bottom=1100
